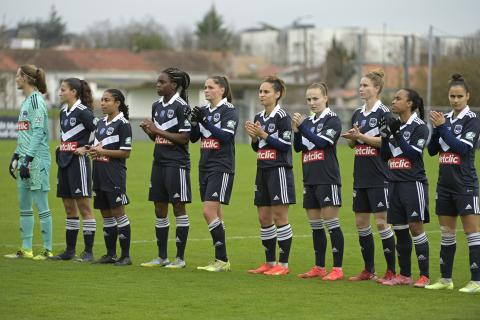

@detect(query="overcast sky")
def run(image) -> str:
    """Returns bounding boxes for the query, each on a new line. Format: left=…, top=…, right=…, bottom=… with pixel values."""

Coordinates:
left=2, top=0, right=479, bottom=37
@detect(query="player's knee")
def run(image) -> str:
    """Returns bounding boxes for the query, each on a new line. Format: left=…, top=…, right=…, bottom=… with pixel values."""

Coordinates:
left=173, top=202, right=186, bottom=216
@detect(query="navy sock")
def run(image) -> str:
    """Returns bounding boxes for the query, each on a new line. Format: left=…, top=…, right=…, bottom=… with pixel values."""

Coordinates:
left=103, top=217, right=117, bottom=257
left=155, top=217, right=169, bottom=259
left=325, top=218, right=344, bottom=268
left=413, top=232, right=429, bottom=278
left=440, top=232, right=456, bottom=279
left=277, top=224, right=293, bottom=264
left=358, top=226, right=374, bottom=272
left=66, top=217, right=80, bottom=252
left=116, top=215, right=131, bottom=258
left=175, top=215, right=190, bottom=260
left=209, top=218, right=227, bottom=262
left=380, top=227, right=396, bottom=273
left=261, top=225, right=277, bottom=263
left=310, top=219, right=326, bottom=267
left=394, top=227, right=412, bottom=277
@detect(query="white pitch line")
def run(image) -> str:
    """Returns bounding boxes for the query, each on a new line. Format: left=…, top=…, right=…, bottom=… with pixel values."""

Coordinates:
left=1, top=230, right=443, bottom=248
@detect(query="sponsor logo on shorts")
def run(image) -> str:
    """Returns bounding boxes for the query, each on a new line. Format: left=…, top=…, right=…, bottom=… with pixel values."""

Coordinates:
left=155, top=136, right=174, bottom=145
left=60, top=141, right=78, bottom=152
left=355, top=145, right=378, bottom=157
left=302, top=150, right=324, bottom=163
left=388, top=157, right=411, bottom=169
left=201, top=138, right=220, bottom=150
left=257, top=149, right=277, bottom=160
left=17, top=121, right=29, bottom=131
left=439, top=152, right=460, bottom=165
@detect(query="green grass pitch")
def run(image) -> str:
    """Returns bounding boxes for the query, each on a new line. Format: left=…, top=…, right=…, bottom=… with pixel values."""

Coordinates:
left=0, top=140, right=479, bottom=320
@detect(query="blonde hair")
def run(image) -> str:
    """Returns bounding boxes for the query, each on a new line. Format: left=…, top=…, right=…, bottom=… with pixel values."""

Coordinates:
left=307, top=82, right=329, bottom=107
left=364, top=69, right=384, bottom=94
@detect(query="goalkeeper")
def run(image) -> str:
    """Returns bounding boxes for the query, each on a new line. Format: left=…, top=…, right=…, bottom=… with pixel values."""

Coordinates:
left=5, top=65, right=53, bottom=260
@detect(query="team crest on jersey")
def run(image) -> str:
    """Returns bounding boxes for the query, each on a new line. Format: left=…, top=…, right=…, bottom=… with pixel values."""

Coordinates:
left=22, top=110, right=28, bottom=118
left=369, top=118, right=377, bottom=127
left=454, top=124, right=462, bottom=135
left=160, top=110, right=165, bottom=118
left=268, top=123, right=276, bottom=133
left=283, top=131, right=292, bottom=140
left=227, top=120, right=236, bottom=129
left=317, top=123, right=323, bottom=132
left=100, top=128, right=105, bottom=135
left=167, top=109, right=174, bottom=119
left=69, top=117, right=76, bottom=126
left=403, top=131, right=411, bottom=140
left=106, top=127, right=114, bottom=136
left=360, top=120, right=366, bottom=128
left=213, top=113, right=221, bottom=122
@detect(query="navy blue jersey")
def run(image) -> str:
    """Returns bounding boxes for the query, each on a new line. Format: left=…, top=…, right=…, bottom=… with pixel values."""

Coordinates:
left=151, top=93, right=191, bottom=169
left=385, top=113, right=428, bottom=182
left=58, top=100, right=96, bottom=168
left=92, top=112, right=132, bottom=192
left=192, top=98, right=238, bottom=174
left=252, top=105, right=293, bottom=169
left=295, top=108, right=341, bottom=185
left=430, top=106, right=480, bottom=193
left=351, top=101, right=391, bottom=188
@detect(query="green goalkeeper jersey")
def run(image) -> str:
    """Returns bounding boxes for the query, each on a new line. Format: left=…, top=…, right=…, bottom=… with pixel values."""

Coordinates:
left=15, top=91, right=51, bottom=165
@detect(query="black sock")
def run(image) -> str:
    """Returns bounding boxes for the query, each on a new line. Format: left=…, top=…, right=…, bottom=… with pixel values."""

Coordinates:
left=82, top=219, right=96, bottom=253
left=413, top=232, right=429, bottom=278
left=260, top=225, right=277, bottom=263
left=155, top=217, right=169, bottom=259
left=358, top=225, right=374, bottom=273
left=325, top=218, right=344, bottom=268
left=175, top=215, right=190, bottom=260
left=116, top=215, right=131, bottom=258
left=310, top=219, right=326, bottom=267
left=394, top=227, right=412, bottom=277
left=209, top=218, right=227, bottom=262
left=440, top=232, right=456, bottom=279
left=103, top=217, right=117, bottom=257
left=467, top=233, right=480, bottom=281
left=277, top=224, right=293, bottom=264
left=380, top=227, right=396, bottom=273
left=66, top=217, right=80, bottom=252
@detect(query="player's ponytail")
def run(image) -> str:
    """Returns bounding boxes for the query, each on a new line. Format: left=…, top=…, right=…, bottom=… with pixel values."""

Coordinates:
left=210, top=76, right=233, bottom=103
left=162, top=67, right=191, bottom=104
left=105, top=89, right=129, bottom=120
left=63, top=78, right=94, bottom=110
left=403, top=88, right=424, bottom=120
left=20, top=64, right=47, bottom=94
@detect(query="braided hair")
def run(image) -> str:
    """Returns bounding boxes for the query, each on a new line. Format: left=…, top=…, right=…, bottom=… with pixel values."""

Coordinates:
left=402, top=88, right=425, bottom=120
left=162, top=67, right=191, bottom=103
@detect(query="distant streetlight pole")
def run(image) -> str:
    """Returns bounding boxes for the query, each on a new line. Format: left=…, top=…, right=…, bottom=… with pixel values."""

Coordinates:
left=427, top=25, right=433, bottom=109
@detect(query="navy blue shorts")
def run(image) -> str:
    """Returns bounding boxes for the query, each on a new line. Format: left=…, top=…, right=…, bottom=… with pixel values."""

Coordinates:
left=436, top=186, right=480, bottom=216
left=149, top=164, right=191, bottom=203
left=387, top=181, right=429, bottom=225
left=199, top=171, right=234, bottom=205
left=303, top=184, right=341, bottom=209
left=254, top=167, right=296, bottom=206
left=352, top=187, right=389, bottom=213
left=93, top=190, right=129, bottom=210
left=57, top=155, right=92, bottom=198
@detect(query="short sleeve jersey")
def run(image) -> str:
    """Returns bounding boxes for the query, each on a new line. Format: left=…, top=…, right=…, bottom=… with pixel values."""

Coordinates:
left=299, top=108, right=341, bottom=185
left=254, top=105, right=293, bottom=169
left=351, top=100, right=391, bottom=188
left=58, top=99, right=97, bottom=168
left=92, top=112, right=132, bottom=192
left=151, top=93, right=191, bottom=169
left=198, top=98, right=238, bottom=174
left=16, top=91, right=50, bottom=162
left=386, top=113, right=429, bottom=182
left=436, top=106, right=480, bottom=192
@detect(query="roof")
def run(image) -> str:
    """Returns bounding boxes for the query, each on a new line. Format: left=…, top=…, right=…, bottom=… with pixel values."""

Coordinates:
left=0, top=49, right=231, bottom=74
